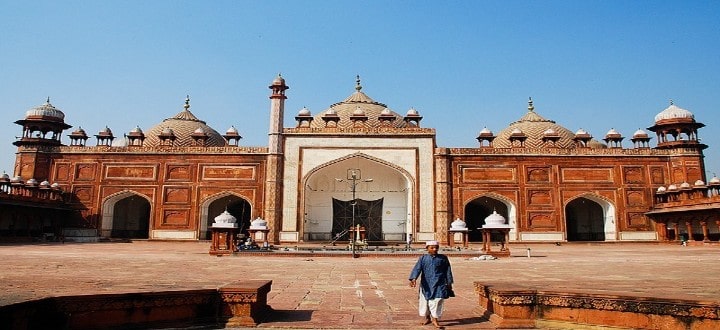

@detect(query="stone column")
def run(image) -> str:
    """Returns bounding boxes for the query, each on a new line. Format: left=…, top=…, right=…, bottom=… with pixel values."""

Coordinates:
left=656, top=221, right=667, bottom=241
left=685, top=221, right=694, bottom=241
left=700, top=221, right=709, bottom=242
left=673, top=222, right=680, bottom=241
left=434, top=148, right=451, bottom=245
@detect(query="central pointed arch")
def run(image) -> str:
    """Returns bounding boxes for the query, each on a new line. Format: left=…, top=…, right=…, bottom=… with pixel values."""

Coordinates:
left=301, top=153, right=415, bottom=243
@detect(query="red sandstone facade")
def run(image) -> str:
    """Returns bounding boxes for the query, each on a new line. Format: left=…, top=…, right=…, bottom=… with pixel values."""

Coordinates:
left=2, top=76, right=717, bottom=244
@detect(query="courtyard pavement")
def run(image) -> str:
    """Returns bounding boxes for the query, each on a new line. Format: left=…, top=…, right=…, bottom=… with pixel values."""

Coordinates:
left=1, top=241, right=719, bottom=329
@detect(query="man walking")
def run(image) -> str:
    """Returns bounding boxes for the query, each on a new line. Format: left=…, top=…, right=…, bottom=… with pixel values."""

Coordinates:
left=409, top=240, right=454, bottom=328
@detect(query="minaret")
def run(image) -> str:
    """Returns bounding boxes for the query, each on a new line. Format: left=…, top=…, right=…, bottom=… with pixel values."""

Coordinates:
left=268, top=74, right=288, bottom=154
left=265, top=74, right=288, bottom=244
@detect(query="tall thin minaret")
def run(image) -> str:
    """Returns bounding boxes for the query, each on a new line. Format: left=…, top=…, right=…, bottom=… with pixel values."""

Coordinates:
left=265, top=74, right=288, bottom=244
left=268, top=74, right=288, bottom=154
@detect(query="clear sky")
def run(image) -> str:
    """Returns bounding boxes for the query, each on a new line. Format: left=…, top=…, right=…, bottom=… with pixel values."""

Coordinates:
left=1, top=1, right=719, bottom=179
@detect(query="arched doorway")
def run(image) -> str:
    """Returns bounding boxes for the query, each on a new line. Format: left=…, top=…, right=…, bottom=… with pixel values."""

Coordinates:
left=465, top=197, right=509, bottom=242
left=565, top=197, right=605, bottom=241
left=201, top=194, right=251, bottom=240
left=302, top=155, right=412, bottom=244
left=110, top=194, right=151, bottom=239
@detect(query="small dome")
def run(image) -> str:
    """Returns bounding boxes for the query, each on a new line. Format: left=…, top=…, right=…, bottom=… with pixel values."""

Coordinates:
left=250, top=217, right=268, bottom=229
left=450, top=218, right=467, bottom=230
left=380, top=107, right=392, bottom=115
left=680, top=182, right=691, bottom=189
left=10, top=176, right=22, bottom=183
left=482, top=211, right=510, bottom=228
left=654, top=102, right=694, bottom=123
left=352, top=106, right=366, bottom=116
left=26, top=178, right=38, bottom=186
left=97, top=126, right=113, bottom=137
left=226, top=126, right=238, bottom=134
left=511, top=128, right=523, bottom=134
left=667, top=184, right=678, bottom=191
left=478, top=127, right=493, bottom=135
left=39, top=180, right=50, bottom=188
left=710, top=176, right=720, bottom=184
left=406, top=107, right=419, bottom=116
left=657, top=186, right=667, bottom=192
left=298, top=107, right=311, bottom=116
left=325, top=107, right=338, bottom=116
left=0, top=172, right=10, bottom=182
left=633, top=129, right=648, bottom=138
left=161, top=127, right=175, bottom=135
left=575, top=128, right=589, bottom=135
left=72, top=127, right=87, bottom=135
left=694, top=180, right=705, bottom=186
left=272, top=74, right=286, bottom=86
left=193, top=127, right=206, bottom=134
left=50, top=182, right=60, bottom=189
left=212, top=211, right=238, bottom=228
left=130, top=126, right=143, bottom=134
left=605, top=128, right=622, bottom=138
left=543, top=128, right=558, bottom=136
left=25, top=98, right=66, bottom=122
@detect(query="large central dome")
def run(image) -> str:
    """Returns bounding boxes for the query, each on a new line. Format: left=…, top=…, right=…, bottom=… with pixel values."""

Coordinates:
left=143, top=97, right=226, bottom=147
left=493, top=99, right=576, bottom=149
left=309, top=77, right=410, bottom=129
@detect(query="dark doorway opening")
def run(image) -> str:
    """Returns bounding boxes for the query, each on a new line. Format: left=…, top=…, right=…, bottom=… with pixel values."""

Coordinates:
left=332, top=198, right=383, bottom=242
left=464, top=197, right=508, bottom=242
left=566, top=197, right=605, bottom=241
left=206, top=195, right=251, bottom=240
left=112, top=195, right=150, bottom=239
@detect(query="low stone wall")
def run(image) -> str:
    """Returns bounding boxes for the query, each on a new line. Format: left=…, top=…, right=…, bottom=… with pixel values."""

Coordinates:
left=475, top=282, right=720, bottom=329
left=0, top=280, right=272, bottom=330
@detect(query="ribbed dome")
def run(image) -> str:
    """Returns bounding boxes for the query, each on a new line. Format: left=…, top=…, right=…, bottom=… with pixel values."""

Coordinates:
left=494, top=99, right=576, bottom=148
left=310, top=77, right=409, bottom=129
left=144, top=97, right=226, bottom=147
left=654, top=102, right=694, bottom=123
left=25, top=98, right=66, bottom=122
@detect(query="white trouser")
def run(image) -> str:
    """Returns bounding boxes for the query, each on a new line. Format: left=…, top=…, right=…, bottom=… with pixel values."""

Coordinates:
left=418, top=287, right=444, bottom=318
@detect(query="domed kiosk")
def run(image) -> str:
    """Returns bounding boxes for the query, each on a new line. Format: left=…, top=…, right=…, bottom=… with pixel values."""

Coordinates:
left=480, top=211, right=511, bottom=256
left=209, top=210, right=238, bottom=256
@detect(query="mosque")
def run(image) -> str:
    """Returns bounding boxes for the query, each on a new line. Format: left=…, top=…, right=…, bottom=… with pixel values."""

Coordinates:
left=2, top=75, right=718, bottom=245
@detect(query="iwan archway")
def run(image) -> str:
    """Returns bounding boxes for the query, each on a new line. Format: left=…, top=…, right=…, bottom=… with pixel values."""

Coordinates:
left=565, top=194, right=617, bottom=241
left=199, top=192, right=252, bottom=240
left=464, top=194, right=517, bottom=242
left=101, top=191, right=151, bottom=239
left=302, top=155, right=413, bottom=244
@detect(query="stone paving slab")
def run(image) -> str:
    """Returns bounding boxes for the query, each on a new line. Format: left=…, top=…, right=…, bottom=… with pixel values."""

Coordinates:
left=1, top=241, right=719, bottom=329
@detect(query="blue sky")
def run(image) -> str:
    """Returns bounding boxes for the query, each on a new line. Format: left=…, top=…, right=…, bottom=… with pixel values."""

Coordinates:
left=1, top=1, right=719, bottom=178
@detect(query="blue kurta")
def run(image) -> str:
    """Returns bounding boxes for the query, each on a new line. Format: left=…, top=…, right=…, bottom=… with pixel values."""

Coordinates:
left=409, top=253, right=454, bottom=300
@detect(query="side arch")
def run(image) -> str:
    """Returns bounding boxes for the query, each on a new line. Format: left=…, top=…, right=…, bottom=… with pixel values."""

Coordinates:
left=101, top=190, right=153, bottom=239
left=199, top=191, right=253, bottom=240
left=462, top=192, right=518, bottom=241
left=564, top=193, right=617, bottom=241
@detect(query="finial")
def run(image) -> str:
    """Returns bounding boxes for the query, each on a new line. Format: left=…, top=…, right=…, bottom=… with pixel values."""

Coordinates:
left=355, top=75, right=362, bottom=92
left=46, top=96, right=51, bottom=104
left=669, top=99, right=674, bottom=105
left=528, top=97, right=534, bottom=112
left=184, top=95, right=190, bottom=111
